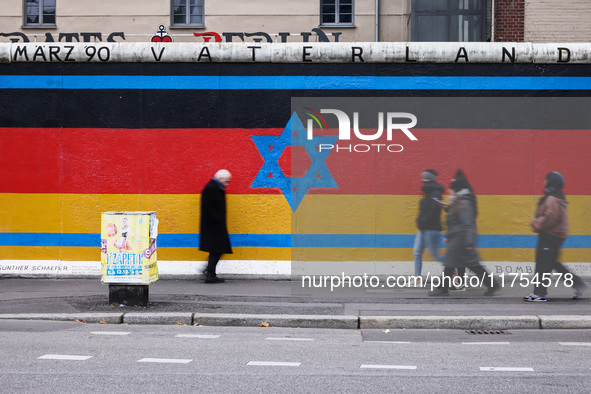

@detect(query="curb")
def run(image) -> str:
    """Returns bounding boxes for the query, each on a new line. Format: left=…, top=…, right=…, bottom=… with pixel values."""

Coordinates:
left=124, top=312, right=193, bottom=325
left=192, top=313, right=359, bottom=329
left=1, top=313, right=591, bottom=330
left=0, top=313, right=123, bottom=324
left=539, top=315, right=591, bottom=329
left=359, top=315, right=540, bottom=330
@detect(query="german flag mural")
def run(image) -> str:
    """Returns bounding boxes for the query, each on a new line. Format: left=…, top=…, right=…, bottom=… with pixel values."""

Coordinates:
left=0, top=43, right=590, bottom=277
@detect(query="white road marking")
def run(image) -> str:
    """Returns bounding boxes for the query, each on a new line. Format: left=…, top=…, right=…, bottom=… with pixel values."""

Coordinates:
left=38, top=354, right=93, bottom=361
left=559, top=342, right=591, bottom=346
left=360, top=364, right=417, bottom=370
left=175, top=334, right=220, bottom=339
left=90, top=331, right=131, bottom=336
left=138, top=358, right=192, bottom=364
left=265, top=337, right=314, bottom=341
left=247, top=361, right=301, bottom=367
left=462, top=342, right=510, bottom=345
left=480, top=367, right=534, bottom=372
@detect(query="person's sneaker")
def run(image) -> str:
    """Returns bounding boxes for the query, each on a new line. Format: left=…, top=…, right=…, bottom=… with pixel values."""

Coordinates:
left=525, top=294, right=547, bottom=302
left=523, top=293, right=535, bottom=300
left=573, top=281, right=588, bottom=299
left=428, top=288, right=449, bottom=296
left=449, top=284, right=466, bottom=292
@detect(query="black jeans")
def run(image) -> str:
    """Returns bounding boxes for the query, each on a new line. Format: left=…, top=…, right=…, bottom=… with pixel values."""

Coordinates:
left=533, top=232, right=569, bottom=296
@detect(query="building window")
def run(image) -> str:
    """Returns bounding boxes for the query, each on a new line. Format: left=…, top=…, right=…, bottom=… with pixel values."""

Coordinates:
left=321, top=0, right=354, bottom=26
left=171, top=0, right=204, bottom=27
left=411, top=0, right=488, bottom=42
left=23, top=0, right=56, bottom=27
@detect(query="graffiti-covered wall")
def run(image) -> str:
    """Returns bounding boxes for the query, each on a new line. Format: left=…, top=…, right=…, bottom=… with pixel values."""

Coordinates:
left=0, top=42, right=590, bottom=277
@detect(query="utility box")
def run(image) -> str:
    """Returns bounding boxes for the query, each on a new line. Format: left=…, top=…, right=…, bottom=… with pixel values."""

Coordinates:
left=101, top=211, right=158, bottom=306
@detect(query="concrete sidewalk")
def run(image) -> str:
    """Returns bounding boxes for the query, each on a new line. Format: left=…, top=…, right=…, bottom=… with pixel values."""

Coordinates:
left=0, top=278, right=589, bottom=330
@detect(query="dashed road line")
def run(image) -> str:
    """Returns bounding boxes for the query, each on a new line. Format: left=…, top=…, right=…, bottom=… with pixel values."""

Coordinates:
left=360, top=364, right=417, bottom=370
left=247, top=361, right=301, bottom=367
left=558, top=342, right=591, bottom=346
left=480, top=367, right=534, bottom=372
left=38, top=354, right=93, bottom=361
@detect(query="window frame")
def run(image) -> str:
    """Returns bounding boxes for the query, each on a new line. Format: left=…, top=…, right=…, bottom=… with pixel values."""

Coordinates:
left=319, top=0, right=355, bottom=28
left=170, top=0, right=205, bottom=28
left=22, top=0, right=57, bottom=29
left=411, top=0, right=487, bottom=42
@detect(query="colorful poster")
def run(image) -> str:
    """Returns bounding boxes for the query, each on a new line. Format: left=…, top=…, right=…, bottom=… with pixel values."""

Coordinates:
left=100, top=211, right=158, bottom=284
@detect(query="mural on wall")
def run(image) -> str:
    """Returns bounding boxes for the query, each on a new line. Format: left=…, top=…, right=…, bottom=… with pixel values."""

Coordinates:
left=0, top=45, right=590, bottom=277
left=0, top=27, right=340, bottom=43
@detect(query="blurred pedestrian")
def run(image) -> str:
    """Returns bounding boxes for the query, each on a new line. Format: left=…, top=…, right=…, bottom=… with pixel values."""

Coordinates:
left=200, top=169, right=233, bottom=283
left=447, top=169, right=476, bottom=291
left=429, top=177, right=499, bottom=296
left=525, top=172, right=587, bottom=301
left=413, top=169, right=444, bottom=287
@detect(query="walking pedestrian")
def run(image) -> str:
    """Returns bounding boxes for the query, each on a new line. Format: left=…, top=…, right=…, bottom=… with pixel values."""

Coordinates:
left=525, top=172, right=588, bottom=301
left=413, top=169, right=444, bottom=286
left=200, top=169, right=233, bottom=283
left=428, top=177, right=499, bottom=296
left=447, top=169, right=476, bottom=291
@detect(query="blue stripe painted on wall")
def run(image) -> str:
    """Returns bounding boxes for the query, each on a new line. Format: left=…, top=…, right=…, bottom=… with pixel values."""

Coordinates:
left=2, top=75, right=591, bottom=90
left=0, top=233, right=589, bottom=249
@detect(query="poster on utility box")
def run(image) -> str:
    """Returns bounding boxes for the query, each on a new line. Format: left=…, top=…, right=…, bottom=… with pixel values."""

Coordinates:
left=100, top=211, right=158, bottom=284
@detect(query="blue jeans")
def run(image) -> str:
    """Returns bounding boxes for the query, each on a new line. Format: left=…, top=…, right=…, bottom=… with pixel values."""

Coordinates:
left=413, top=230, right=442, bottom=276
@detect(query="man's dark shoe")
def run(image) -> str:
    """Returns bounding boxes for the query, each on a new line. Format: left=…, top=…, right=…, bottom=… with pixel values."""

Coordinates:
left=204, top=275, right=225, bottom=284
left=428, top=288, right=449, bottom=296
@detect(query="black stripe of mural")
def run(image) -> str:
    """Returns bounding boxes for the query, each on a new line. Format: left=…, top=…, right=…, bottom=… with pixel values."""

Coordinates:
left=2, top=88, right=590, bottom=129
left=2, top=62, right=591, bottom=77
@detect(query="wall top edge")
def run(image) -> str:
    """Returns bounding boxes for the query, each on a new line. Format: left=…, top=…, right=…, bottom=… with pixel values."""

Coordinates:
left=1, top=42, right=590, bottom=64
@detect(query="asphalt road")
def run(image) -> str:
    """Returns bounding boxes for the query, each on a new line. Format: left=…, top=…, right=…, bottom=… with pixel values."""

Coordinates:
left=1, top=319, right=590, bottom=393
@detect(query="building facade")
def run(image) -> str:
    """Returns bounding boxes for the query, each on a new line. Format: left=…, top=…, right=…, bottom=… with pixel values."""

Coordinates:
left=2, top=1, right=591, bottom=44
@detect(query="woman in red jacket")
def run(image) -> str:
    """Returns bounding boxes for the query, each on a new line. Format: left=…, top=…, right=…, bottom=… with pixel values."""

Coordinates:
left=525, top=172, right=588, bottom=302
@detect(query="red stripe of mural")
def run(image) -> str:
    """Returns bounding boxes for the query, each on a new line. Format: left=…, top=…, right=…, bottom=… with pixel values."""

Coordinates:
left=1, top=128, right=590, bottom=195
left=323, top=128, right=591, bottom=195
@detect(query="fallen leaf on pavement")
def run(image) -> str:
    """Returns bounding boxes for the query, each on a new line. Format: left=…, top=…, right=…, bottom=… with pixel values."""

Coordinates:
left=260, top=322, right=270, bottom=327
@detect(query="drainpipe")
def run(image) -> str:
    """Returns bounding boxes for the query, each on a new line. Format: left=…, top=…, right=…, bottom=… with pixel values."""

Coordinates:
left=375, top=0, right=380, bottom=42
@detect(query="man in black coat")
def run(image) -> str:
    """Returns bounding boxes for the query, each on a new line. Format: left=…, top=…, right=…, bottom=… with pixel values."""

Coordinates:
left=200, top=169, right=232, bottom=283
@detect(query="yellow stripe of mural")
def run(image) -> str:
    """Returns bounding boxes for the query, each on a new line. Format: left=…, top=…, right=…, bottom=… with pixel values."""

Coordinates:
left=0, top=193, right=290, bottom=234
left=1, top=193, right=589, bottom=235
left=296, top=195, right=591, bottom=235
left=0, top=194, right=62, bottom=232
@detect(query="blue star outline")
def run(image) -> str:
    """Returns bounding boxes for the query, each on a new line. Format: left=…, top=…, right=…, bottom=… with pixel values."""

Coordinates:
left=250, top=112, right=338, bottom=211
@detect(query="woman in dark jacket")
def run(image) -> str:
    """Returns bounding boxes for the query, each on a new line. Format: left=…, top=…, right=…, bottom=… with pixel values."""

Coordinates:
left=524, top=172, right=587, bottom=301
left=428, top=178, right=499, bottom=296
left=200, top=169, right=233, bottom=283
left=413, top=169, right=444, bottom=286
